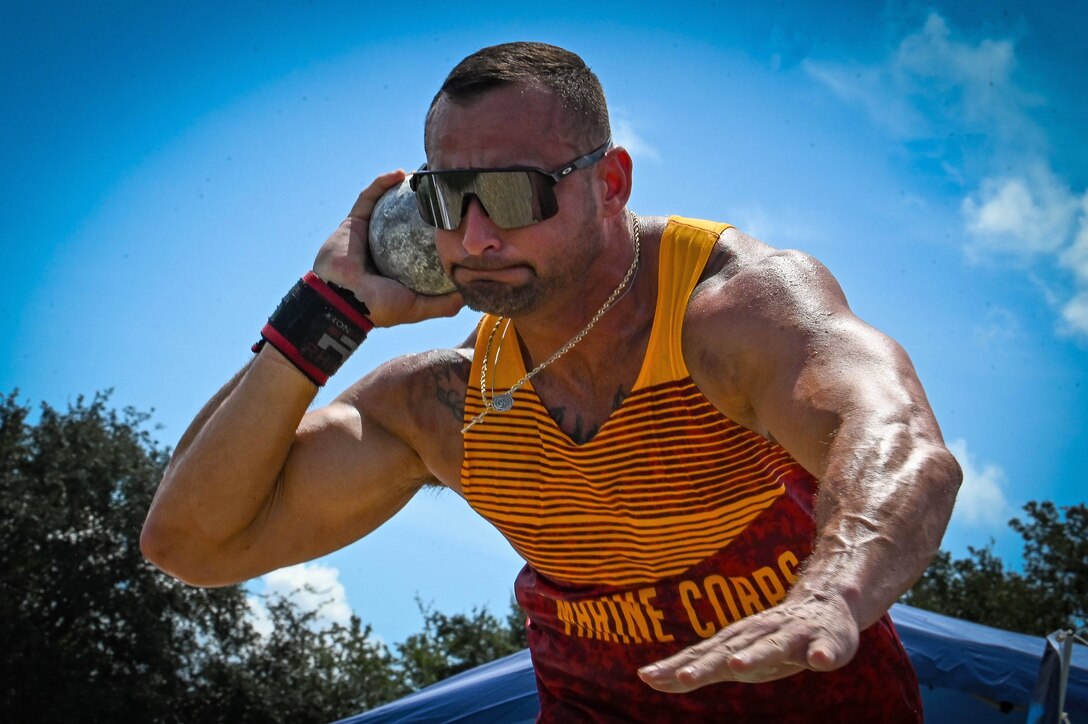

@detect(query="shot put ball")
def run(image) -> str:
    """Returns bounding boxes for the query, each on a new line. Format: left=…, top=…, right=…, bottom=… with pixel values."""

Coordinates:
left=368, top=179, right=456, bottom=296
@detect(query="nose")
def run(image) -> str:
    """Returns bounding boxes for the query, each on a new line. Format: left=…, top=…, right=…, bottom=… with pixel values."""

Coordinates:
left=457, top=197, right=502, bottom=256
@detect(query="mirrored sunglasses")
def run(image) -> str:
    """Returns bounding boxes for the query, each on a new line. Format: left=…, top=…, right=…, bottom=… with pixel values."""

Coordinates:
left=409, top=138, right=613, bottom=230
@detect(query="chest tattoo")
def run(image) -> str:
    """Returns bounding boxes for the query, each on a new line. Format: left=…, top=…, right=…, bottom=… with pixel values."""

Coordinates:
left=547, top=385, right=628, bottom=444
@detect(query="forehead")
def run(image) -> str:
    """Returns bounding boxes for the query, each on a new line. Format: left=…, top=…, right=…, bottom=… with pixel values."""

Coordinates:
left=425, top=84, right=582, bottom=169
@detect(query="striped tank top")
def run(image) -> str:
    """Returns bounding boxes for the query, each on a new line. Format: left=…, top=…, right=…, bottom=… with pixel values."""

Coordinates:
left=460, top=217, right=921, bottom=722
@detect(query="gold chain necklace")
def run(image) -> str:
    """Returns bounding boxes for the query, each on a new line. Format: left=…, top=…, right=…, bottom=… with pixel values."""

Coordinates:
left=462, top=213, right=641, bottom=434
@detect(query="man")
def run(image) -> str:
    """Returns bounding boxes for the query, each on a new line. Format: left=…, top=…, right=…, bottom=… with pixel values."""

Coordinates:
left=142, top=42, right=962, bottom=721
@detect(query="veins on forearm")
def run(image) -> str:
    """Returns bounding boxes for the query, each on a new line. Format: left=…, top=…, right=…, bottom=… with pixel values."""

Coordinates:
left=800, top=434, right=958, bottom=626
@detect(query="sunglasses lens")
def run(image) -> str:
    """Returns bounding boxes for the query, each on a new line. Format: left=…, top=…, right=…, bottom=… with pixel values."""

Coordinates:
left=474, top=172, right=538, bottom=228
left=413, top=171, right=558, bottom=230
left=413, top=172, right=464, bottom=230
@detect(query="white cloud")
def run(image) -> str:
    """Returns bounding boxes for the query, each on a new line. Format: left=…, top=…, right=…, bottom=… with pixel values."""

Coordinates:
left=972, top=306, right=1019, bottom=345
left=946, top=438, right=1011, bottom=529
left=1061, top=291, right=1088, bottom=336
left=807, top=12, right=1088, bottom=340
left=727, top=203, right=823, bottom=247
left=1059, top=194, right=1088, bottom=283
left=804, top=12, right=1038, bottom=147
left=891, top=13, right=1037, bottom=142
left=1056, top=192, right=1088, bottom=338
left=963, top=173, right=1088, bottom=337
left=962, top=163, right=1081, bottom=257
left=803, top=61, right=929, bottom=139
left=894, top=13, right=1010, bottom=82
left=246, top=562, right=354, bottom=636
left=611, top=117, right=661, bottom=163
left=247, top=595, right=275, bottom=637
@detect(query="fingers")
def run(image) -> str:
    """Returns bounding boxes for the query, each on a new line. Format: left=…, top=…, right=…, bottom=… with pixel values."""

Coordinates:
left=638, top=633, right=805, bottom=692
left=805, top=634, right=850, bottom=672
left=316, top=170, right=407, bottom=281
left=401, top=289, right=466, bottom=325
left=347, top=170, right=407, bottom=221
left=637, top=597, right=860, bottom=692
left=312, top=170, right=466, bottom=327
left=722, top=631, right=844, bottom=678
left=355, top=272, right=464, bottom=328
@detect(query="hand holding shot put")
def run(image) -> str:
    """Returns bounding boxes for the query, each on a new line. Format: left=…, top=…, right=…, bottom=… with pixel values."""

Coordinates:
left=142, top=41, right=961, bottom=722
left=313, top=170, right=462, bottom=329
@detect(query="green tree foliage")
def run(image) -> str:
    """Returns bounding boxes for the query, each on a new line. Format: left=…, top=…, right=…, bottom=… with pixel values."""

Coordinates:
left=1011, top=501, right=1087, bottom=635
left=398, top=597, right=528, bottom=690
left=904, top=502, right=1087, bottom=638
left=0, top=391, right=404, bottom=723
left=1, top=390, right=205, bottom=721
left=185, top=593, right=406, bottom=721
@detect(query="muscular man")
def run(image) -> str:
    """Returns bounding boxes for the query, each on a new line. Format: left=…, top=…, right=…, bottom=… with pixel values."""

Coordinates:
left=142, top=42, right=962, bottom=721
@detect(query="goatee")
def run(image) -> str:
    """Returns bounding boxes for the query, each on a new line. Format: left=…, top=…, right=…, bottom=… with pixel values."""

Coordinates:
left=456, top=278, right=542, bottom=317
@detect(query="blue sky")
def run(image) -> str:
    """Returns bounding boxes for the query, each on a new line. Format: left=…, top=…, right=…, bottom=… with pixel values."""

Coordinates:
left=3, top=1, right=1086, bottom=645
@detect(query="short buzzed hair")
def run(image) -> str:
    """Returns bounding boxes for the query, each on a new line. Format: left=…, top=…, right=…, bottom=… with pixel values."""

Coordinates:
left=426, top=41, right=611, bottom=150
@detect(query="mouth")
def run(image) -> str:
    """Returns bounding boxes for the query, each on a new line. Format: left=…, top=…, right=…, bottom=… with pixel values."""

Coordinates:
left=451, top=263, right=533, bottom=285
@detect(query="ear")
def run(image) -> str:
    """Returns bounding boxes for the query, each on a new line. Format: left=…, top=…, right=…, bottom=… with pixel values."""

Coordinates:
left=598, top=147, right=633, bottom=218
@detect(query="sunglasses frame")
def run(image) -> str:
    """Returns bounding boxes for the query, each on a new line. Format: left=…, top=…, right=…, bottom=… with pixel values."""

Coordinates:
left=409, top=137, right=614, bottom=230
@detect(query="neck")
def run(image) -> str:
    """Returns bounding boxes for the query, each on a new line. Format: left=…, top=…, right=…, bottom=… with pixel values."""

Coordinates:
left=462, top=214, right=664, bottom=435
left=515, top=212, right=652, bottom=365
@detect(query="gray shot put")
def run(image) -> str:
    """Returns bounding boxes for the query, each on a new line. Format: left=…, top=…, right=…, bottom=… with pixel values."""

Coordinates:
left=368, top=178, right=456, bottom=296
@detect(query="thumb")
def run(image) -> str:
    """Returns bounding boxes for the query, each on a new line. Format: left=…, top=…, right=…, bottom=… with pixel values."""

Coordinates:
left=371, top=290, right=464, bottom=327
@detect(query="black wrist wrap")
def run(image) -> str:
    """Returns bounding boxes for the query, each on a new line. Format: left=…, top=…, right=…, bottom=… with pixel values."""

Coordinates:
left=256, top=272, right=374, bottom=386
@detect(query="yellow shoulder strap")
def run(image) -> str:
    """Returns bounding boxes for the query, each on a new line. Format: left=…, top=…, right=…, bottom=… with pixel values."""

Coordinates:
left=635, top=216, right=733, bottom=388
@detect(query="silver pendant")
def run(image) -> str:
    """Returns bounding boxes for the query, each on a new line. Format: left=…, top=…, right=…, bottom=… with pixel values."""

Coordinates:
left=492, top=393, right=514, bottom=412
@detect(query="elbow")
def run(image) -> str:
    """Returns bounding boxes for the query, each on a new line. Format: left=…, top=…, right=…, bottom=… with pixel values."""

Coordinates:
left=140, top=524, right=238, bottom=588
left=916, top=443, right=964, bottom=563
left=140, top=503, right=237, bottom=589
left=140, top=511, right=199, bottom=584
left=140, top=512, right=177, bottom=576
left=933, top=443, right=964, bottom=513
left=140, top=464, right=189, bottom=577
left=139, top=459, right=258, bottom=588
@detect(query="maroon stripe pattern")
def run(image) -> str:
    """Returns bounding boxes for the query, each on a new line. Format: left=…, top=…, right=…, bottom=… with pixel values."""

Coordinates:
left=461, top=377, right=796, bottom=586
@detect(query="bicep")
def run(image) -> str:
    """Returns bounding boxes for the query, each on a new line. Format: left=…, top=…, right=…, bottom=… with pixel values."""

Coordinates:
left=754, top=315, right=941, bottom=480
left=694, top=249, right=944, bottom=480
left=229, top=383, right=432, bottom=577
